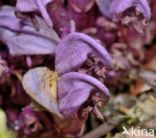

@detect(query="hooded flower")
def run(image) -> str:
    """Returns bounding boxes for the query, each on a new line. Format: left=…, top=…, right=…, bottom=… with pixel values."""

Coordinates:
left=55, top=32, right=112, bottom=75
left=0, top=6, right=60, bottom=55
left=16, top=0, right=53, bottom=27
left=22, top=32, right=112, bottom=135
left=96, top=0, right=151, bottom=33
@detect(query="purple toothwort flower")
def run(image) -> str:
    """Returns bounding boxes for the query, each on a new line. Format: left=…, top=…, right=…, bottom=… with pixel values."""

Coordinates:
left=16, top=0, right=53, bottom=27
left=55, top=32, right=112, bottom=75
left=97, top=0, right=151, bottom=33
left=22, top=32, right=112, bottom=136
left=0, top=6, right=60, bottom=55
left=55, top=33, right=112, bottom=123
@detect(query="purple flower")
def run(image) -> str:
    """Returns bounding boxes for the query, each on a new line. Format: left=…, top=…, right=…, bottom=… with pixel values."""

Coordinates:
left=16, top=0, right=53, bottom=27
left=97, top=0, right=151, bottom=33
left=0, top=6, right=60, bottom=55
left=22, top=32, right=112, bottom=135
left=22, top=32, right=112, bottom=117
left=55, top=32, right=112, bottom=75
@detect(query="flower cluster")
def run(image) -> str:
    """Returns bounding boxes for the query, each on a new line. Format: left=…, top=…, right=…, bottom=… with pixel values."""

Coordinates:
left=0, top=0, right=152, bottom=137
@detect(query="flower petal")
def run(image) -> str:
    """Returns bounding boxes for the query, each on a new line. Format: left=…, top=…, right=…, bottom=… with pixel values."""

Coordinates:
left=0, top=6, right=60, bottom=55
left=55, top=32, right=112, bottom=75
left=22, top=67, right=62, bottom=118
left=110, top=0, right=151, bottom=21
left=0, top=6, right=21, bottom=30
left=16, top=0, right=53, bottom=27
left=58, top=72, right=110, bottom=117
left=97, top=0, right=151, bottom=32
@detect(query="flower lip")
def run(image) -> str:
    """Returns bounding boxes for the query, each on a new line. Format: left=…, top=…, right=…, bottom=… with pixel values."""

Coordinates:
left=59, top=72, right=110, bottom=97
left=58, top=72, right=110, bottom=117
